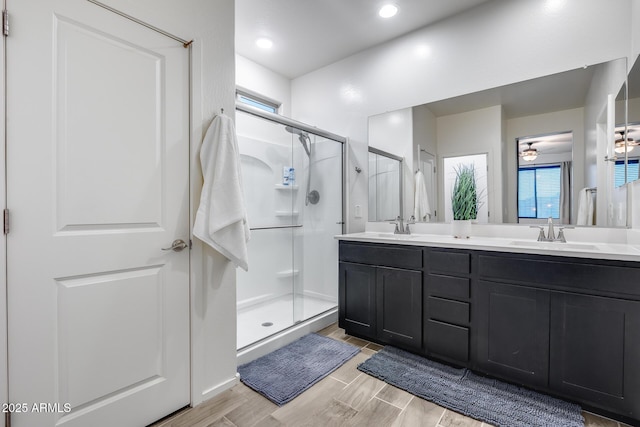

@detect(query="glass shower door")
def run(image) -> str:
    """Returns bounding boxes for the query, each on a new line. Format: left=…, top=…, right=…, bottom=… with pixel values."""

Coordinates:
left=293, top=134, right=344, bottom=324
left=235, top=112, right=299, bottom=349
left=235, top=107, right=344, bottom=350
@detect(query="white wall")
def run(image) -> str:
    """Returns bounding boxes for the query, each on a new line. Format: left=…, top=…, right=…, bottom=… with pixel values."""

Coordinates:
left=506, top=108, right=584, bottom=224
left=291, top=0, right=633, bottom=232
left=412, top=105, right=438, bottom=220
left=236, top=54, right=292, bottom=116
left=628, top=1, right=640, bottom=228
left=368, top=108, right=414, bottom=218
left=437, top=105, right=503, bottom=223
left=584, top=59, right=628, bottom=225
left=96, top=0, right=238, bottom=406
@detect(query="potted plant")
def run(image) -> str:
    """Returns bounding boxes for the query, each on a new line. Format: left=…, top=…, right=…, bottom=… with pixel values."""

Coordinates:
left=451, top=163, right=479, bottom=238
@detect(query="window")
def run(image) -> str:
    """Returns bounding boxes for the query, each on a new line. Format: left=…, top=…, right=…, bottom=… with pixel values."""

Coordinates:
left=614, top=159, right=639, bottom=187
left=236, top=89, right=280, bottom=114
left=518, top=165, right=561, bottom=219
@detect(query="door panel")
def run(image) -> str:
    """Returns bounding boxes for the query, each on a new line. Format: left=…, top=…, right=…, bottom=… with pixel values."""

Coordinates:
left=55, top=15, right=165, bottom=231
left=7, top=1, right=190, bottom=426
left=338, top=262, right=376, bottom=339
left=376, top=267, right=422, bottom=349
left=475, top=281, right=550, bottom=388
left=550, top=293, right=640, bottom=416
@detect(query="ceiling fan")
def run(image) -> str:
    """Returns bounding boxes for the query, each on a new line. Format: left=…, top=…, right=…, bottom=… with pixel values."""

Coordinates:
left=615, top=130, right=638, bottom=154
left=519, top=142, right=538, bottom=161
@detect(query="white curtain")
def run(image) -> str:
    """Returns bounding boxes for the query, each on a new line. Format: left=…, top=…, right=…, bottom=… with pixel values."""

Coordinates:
left=559, top=161, right=571, bottom=224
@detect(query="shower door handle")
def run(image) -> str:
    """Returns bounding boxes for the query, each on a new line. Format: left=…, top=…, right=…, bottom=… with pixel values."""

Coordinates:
left=162, top=239, right=189, bottom=252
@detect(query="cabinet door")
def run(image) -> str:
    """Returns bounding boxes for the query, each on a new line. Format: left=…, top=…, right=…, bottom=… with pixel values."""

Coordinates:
left=550, top=293, right=640, bottom=417
left=339, top=262, right=377, bottom=339
left=376, top=266, right=423, bottom=349
left=476, top=281, right=550, bottom=388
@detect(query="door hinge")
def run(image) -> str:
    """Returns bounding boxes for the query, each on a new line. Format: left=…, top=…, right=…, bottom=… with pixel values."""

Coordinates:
left=189, top=239, right=192, bottom=250
left=2, top=10, right=9, bottom=37
left=3, top=209, right=9, bottom=235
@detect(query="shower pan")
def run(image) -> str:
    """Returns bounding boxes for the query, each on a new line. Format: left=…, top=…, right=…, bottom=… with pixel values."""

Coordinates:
left=235, top=103, right=345, bottom=355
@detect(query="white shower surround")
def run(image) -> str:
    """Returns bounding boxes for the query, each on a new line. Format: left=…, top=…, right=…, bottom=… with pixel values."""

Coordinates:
left=236, top=111, right=342, bottom=349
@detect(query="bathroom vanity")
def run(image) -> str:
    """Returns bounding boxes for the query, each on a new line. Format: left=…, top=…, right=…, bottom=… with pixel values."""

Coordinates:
left=337, top=233, right=640, bottom=424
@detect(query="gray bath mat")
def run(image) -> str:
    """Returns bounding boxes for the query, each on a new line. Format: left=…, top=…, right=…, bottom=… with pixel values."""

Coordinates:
left=238, top=333, right=360, bottom=406
left=358, top=346, right=584, bottom=427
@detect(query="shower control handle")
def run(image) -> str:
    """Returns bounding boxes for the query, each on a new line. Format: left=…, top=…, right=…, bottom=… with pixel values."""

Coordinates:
left=162, top=239, right=189, bottom=252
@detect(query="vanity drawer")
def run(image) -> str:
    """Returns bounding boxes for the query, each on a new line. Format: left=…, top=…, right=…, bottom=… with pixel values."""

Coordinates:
left=478, top=253, right=640, bottom=297
left=426, top=249, right=470, bottom=276
left=340, top=242, right=422, bottom=269
left=428, top=296, right=469, bottom=325
left=428, top=274, right=470, bottom=300
left=425, top=319, right=469, bottom=363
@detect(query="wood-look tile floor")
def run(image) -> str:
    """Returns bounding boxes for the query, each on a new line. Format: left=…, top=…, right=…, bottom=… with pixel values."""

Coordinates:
left=151, top=324, right=632, bottom=427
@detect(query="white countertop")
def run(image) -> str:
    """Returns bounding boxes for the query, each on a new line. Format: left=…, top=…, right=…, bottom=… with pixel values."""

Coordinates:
left=335, top=231, right=640, bottom=262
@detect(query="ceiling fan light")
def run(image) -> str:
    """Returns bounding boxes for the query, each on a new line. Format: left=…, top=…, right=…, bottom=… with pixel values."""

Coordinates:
left=614, top=133, right=637, bottom=154
left=614, top=141, right=635, bottom=154
left=521, top=148, right=538, bottom=161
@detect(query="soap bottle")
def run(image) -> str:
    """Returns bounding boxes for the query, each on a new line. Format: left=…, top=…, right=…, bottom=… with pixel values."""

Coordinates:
left=282, top=166, right=290, bottom=185
left=288, top=167, right=295, bottom=186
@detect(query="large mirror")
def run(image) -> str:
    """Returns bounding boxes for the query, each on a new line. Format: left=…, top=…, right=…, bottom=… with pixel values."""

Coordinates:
left=369, top=58, right=628, bottom=227
left=623, top=57, right=640, bottom=184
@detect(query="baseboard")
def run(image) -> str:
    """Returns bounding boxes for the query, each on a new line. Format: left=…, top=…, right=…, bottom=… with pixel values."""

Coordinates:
left=200, top=373, right=240, bottom=402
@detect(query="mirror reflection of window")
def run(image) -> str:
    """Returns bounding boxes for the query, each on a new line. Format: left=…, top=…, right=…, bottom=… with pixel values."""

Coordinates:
left=518, top=165, right=562, bottom=219
left=516, top=132, right=572, bottom=224
left=613, top=123, right=640, bottom=187
left=368, top=148, right=403, bottom=222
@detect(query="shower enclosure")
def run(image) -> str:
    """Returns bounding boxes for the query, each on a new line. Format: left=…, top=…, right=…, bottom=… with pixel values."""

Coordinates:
left=235, top=103, right=345, bottom=350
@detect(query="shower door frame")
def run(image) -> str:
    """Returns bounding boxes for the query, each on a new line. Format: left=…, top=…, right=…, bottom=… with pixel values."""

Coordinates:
left=235, top=101, right=347, bottom=346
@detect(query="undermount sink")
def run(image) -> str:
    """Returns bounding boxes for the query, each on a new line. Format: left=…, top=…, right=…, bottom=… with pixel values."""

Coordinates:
left=509, top=240, right=600, bottom=251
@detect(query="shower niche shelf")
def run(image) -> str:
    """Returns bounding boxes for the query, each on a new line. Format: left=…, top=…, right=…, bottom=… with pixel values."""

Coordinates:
left=276, top=269, right=300, bottom=278
left=274, top=184, right=299, bottom=190
left=275, top=211, right=300, bottom=217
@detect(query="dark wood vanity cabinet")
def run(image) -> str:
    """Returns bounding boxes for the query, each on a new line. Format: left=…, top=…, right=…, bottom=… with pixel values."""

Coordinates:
left=475, top=281, right=550, bottom=388
left=476, top=252, right=640, bottom=420
left=338, top=241, right=423, bottom=349
left=338, top=262, right=377, bottom=339
left=549, top=292, right=640, bottom=416
left=338, top=239, right=640, bottom=424
left=424, top=249, right=471, bottom=365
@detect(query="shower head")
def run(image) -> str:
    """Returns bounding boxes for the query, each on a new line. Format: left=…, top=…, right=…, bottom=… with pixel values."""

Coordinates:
left=285, top=125, right=306, bottom=136
left=285, top=126, right=311, bottom=157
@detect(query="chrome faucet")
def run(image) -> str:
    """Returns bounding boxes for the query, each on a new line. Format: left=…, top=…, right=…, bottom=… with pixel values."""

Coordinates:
left=391, top=216, right=404, bottom=234
left=546, top=217, right=556, bottom=241
left=530, top=217, right=573, bottom=242
left=390, top=215, right=415, bottom=234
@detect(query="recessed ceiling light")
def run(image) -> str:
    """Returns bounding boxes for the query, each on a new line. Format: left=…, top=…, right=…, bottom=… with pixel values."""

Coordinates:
left=256, top=37, right=273, bottom=49
left=378, top=4, right=398, bottom=18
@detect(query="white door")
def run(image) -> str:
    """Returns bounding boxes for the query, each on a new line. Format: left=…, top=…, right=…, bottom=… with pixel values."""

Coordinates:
left=6, top=1, right=190, bottom=426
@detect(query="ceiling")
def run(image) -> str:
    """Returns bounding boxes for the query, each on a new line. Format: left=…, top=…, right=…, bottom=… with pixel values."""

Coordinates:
left=424, top=66, right=597, bottom=120
left=235, top=0, right=491, bottom=79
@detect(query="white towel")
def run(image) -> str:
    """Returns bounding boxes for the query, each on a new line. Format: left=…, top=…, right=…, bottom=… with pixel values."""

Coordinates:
left=193, top=114, right=250, bottom=270
left=576, top=188, right=594, bottom=226
left=413, top=170, right=432, bottom=222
